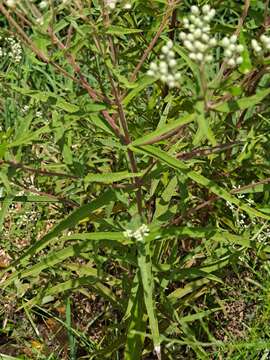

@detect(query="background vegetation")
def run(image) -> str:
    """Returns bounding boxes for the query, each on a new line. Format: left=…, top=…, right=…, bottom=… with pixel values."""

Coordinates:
left=0, top=0, right=270, bottom=359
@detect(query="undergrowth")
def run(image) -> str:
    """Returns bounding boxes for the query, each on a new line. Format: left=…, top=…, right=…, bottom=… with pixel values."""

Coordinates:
left=0, top=1, right=270, bottom=359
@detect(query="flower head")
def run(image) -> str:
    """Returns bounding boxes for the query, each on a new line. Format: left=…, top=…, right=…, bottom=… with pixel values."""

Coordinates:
left=147, top=40, right=181, bottom=88
left=179, top=5, right=217, bottom=64
left=123, top=224, right=150, bottom=242
left=221, top=35, right=244, bottom=67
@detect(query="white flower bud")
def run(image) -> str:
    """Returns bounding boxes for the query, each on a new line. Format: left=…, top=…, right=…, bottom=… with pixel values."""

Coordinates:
left=191, top=5, right=200, bottom=15
left=179, top=32, right=187, bottom=40
left=209, top=38, right=217, bottom=47
left=184, top=40, right=194, bottom=51
left=194, top=18, right=203, bottom=28
left=236, top=56, right=243, bottom=64
left=160, top=75, right=167, bottom=82
left=187, top=33, right=195, bottom=41
left=167, top=40, right=173, bottom=49
left=183, top=18, right=189, bottom=27
left=162, top=45, right=169, bottom=54
left=237, top=44, right=244, bottom=52
left=260, top=34, right=268, bottom=43
left=224, top=49, right=232, bottom=57
left=209, top=9, right=216, bottom=18
left=194, top=29, right=202, bottom=38
left=150, top=62, right=158, bottom=71
left=159, top=61, right=168, bottom=70
left=168, top=59, right=177, bottom=67
left=6, top=0, right=16, bottom=6
left=221, top=37, right=230, bottom=47
left=147, top=70, right=155, bottom=77
left=189, top=53, right=197, bottom=60
left=39, top=1, right=48, bottom=9
left=230, top=35, right=237, bottom=43
left=196, top=53, right=204, bottom=62
left=205, top=54, right=213, bottom=62
left=201, top=34, right=210, bottom=42
left=227, top=58, right=236, bottom=67
left=190, top=15, right=196, bottom=24
left=203, top=15, right=211, bottom=23
left=202, top=5, right=211, bottom=14
left=194, top=41, right=206, bottom=52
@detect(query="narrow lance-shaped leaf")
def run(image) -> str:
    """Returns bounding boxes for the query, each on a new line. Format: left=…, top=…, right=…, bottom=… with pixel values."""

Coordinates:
left=2, top=231, right=129, bottom=287
left=212, top=88, right=270, bottom=113
left=130, top=145, right=270, bottom=220
left=137, top=238, right=161, bottom=359
left=131, top=113, right=196, bottom=146
left=3, top=190, right=117, bottom=270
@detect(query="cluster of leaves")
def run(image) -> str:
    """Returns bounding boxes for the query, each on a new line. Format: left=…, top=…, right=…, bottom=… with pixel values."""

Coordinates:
left=0, top=0, right=270, bottom=359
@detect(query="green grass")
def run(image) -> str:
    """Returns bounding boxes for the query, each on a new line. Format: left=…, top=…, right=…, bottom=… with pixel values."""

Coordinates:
left=0, top=0, right=270, bottom=359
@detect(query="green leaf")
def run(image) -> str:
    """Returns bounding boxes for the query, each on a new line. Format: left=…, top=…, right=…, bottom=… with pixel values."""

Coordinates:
left=106, top=25, right=142, bottom=35
left=56, top=98, right=79, bottom=113
left=131, top=145, right=270, bottom=220
left=213, top=88, right=270, bottom=113
left=239, top=31, right=252, bottom=74
left=84, top=171, right=142, bottom=184
left=24, top=276, right=120, bottom=309
left=168, top=278, right=211, bottom=304
left=130, top=113, right=196, bottom=146
left=4, top=190, right=117, bottom=270
left=124, top=272, right=147, bottom=360
left=123, top=76, right=156, bottom=106
left=137, top=240, right=160, bottom=358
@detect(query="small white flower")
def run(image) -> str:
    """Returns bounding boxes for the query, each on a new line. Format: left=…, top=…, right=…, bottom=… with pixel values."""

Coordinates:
left=202, top=4, right=211, bottom=14
left=191, top=5, right=200, bottom=15
left=221, top=34, right=243, bottom=67
left=39, top=0, right=48, bottom=9
left=123, top=224, right=150, bottom=242
left=236, top=56, right=243, bottom=64
left=36, top=17, right=44, bottom=25
left=252, top=34, right=270, bottom=55
left=6, top=0, right=16, bottom=7
left=179, top=5, right=217, bottom=64
left=124, top=2, right=132, bottom=9
left=148, top=40, right=181, bottom=88
left=221, top=37, right=230, bottom=47
left=230, top=35, right=237, bottom=43
left=227, top=58, right=236, bottom=67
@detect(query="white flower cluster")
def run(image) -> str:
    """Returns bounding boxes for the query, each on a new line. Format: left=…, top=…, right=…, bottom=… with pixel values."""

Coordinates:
left=39, top=0, right=48, bottom=9
left=123, top=224, right=150, bottom=242
left=226, top=186, right=257, bottom=230
left=257, top=227, right=270, bottom=243
left=105, top=0, right=132, bottom=10
left=179, top=5, right=217, bottom=64
left=147, top=40, right=181, bottom=88
left=226, top=200, right=249, bottom=229
left=0, top=36, right=22, bottom=63
left=6, top=0, right=17, bottom=7
left=221, top=35, right=244, bottom=67
left=251, top=34, right=270, bottom=54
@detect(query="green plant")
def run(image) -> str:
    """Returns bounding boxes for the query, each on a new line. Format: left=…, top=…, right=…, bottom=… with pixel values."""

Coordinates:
left=0, top=1, right=270, bottom=359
